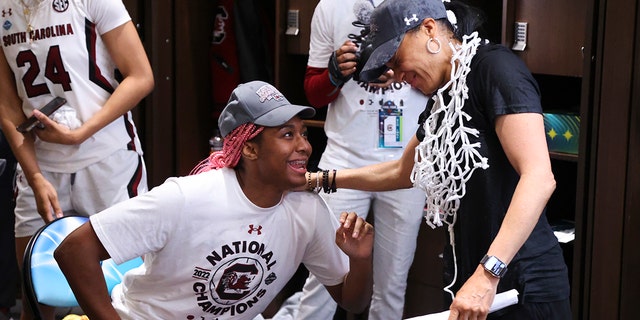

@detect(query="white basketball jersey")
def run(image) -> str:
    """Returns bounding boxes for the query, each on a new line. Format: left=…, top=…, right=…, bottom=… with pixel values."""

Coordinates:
left=0, top=0, right=142, bottom=173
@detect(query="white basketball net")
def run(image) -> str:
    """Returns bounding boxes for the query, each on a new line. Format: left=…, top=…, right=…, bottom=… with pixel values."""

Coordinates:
left=410, top=32, right=489, bottom=299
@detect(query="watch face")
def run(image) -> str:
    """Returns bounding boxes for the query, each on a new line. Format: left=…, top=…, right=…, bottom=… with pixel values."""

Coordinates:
left=481, top=255, right=507, bottom=278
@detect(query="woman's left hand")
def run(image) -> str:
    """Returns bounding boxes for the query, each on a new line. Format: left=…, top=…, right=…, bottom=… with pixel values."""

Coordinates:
left=335, top=212, right=374, bottom=260
left=32, top=109, right=84, bottom=145
left=447, top=266, right=499, bottom=320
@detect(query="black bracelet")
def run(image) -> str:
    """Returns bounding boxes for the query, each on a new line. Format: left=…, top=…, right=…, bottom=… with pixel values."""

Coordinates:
left=315, top=171, right=321, bottom=193
left=328, top=51, right=352, bottom=87
left=322, top=170, right=330, bottom=193
left=330, top=169, right=337, bottom=193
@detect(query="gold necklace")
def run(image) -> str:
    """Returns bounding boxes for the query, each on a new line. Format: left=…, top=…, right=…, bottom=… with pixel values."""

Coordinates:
left=19, top=0, right=43, bottom=34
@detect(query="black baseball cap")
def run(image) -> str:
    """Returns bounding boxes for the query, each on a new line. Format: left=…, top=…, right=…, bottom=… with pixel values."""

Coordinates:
left=358, top=0, right=447, bottom=82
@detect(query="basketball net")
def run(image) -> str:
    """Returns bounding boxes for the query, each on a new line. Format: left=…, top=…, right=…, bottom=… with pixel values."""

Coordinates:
left=410, top=32, right=489, bottom=299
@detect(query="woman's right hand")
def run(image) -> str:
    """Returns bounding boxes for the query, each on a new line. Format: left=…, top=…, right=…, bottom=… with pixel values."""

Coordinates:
left=336, top=40, right=359, bottom=78
left=30, top=173, right=63, bottom=222
left=335, top=212, right=374, bottom=260
left=368, top=69, right=395, bottom=88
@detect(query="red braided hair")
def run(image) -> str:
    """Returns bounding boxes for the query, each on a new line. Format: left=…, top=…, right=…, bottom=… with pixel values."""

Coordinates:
left=190, top=123, right=264, bottom=174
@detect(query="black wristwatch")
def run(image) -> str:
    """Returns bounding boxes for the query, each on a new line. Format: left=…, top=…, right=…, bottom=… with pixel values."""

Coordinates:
left=480, top=254, right=508, bottom=278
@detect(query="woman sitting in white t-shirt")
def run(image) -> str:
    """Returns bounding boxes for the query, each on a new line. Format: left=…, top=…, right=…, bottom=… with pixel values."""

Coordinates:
left=54, top=81, right=374, bottom=320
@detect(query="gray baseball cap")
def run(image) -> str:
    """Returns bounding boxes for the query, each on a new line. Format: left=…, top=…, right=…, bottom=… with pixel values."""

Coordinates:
left=218, top=81, right=316, bottom=137
left=358, top=0, right=447, bottom=82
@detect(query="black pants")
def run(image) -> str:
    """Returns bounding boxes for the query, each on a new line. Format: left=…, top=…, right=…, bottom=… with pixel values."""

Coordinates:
left=490, top=299, right=572, bottom=320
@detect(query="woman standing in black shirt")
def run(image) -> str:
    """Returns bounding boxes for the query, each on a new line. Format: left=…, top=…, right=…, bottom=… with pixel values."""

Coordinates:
left=307, top=0, right=572, bottom=318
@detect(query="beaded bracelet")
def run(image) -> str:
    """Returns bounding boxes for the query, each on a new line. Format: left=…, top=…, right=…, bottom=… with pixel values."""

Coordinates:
left=306, top=171, right=313, bottom=191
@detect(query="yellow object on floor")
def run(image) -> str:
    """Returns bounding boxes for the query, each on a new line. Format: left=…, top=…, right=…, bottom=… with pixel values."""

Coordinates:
left=61, top=315, right=89, bottom=320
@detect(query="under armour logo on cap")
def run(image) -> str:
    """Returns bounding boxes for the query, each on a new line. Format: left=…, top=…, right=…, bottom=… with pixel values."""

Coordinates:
left=404, top=14, right=418, bottom=25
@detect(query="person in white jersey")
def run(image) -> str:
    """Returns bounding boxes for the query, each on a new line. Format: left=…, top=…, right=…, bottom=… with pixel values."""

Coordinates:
left=295, top=0, right=427, bottom=319
left=54, top=81, right=375, bottom=320
left=0, top=1, right=154, bottom=319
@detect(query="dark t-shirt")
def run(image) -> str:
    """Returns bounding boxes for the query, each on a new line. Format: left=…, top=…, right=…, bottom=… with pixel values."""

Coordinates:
left=417, top=44, right=570, bottom=303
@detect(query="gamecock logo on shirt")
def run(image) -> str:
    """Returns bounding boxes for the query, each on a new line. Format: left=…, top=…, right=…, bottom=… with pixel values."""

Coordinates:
left=210, top=257, right=262, bottom=304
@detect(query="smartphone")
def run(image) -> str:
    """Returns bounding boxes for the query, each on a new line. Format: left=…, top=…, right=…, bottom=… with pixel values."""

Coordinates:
left=16, top=97, right=67, bottom=133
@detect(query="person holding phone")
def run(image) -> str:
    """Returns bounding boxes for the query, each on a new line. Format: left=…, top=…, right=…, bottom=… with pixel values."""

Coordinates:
left=0, top=1, right=154, bottom=319
left=15, top=97, right=67, bottom=133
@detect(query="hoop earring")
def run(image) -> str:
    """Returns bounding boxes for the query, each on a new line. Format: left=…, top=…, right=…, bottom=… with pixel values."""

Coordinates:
left=427, top=37, right=442, bottom=54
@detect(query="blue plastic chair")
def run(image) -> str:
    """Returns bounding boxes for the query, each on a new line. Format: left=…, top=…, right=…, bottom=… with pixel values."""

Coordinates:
left=22, top=215, right=143, bottom=319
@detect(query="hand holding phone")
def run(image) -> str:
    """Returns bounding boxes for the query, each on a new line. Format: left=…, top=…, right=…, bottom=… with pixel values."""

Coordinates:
left=17, top=97, right=67, bottom=133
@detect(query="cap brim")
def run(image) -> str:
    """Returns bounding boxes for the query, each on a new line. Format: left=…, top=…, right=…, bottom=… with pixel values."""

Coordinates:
left=359, top=34, right=403, bottom=82
left=253, top=104, right=316, bottom=127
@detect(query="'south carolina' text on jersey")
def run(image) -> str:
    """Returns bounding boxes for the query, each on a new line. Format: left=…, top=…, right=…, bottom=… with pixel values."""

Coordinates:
left=3, top=23, right=74, bottom=47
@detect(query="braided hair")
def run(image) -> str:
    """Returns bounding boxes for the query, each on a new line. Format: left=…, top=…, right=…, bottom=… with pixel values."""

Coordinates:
left=190, top=123, right=264, bottom=174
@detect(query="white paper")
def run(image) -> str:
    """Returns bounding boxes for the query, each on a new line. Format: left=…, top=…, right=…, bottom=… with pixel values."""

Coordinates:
left=404, top=289, right=519, bottom=320
left=554, top=228, right=576, bottom=243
